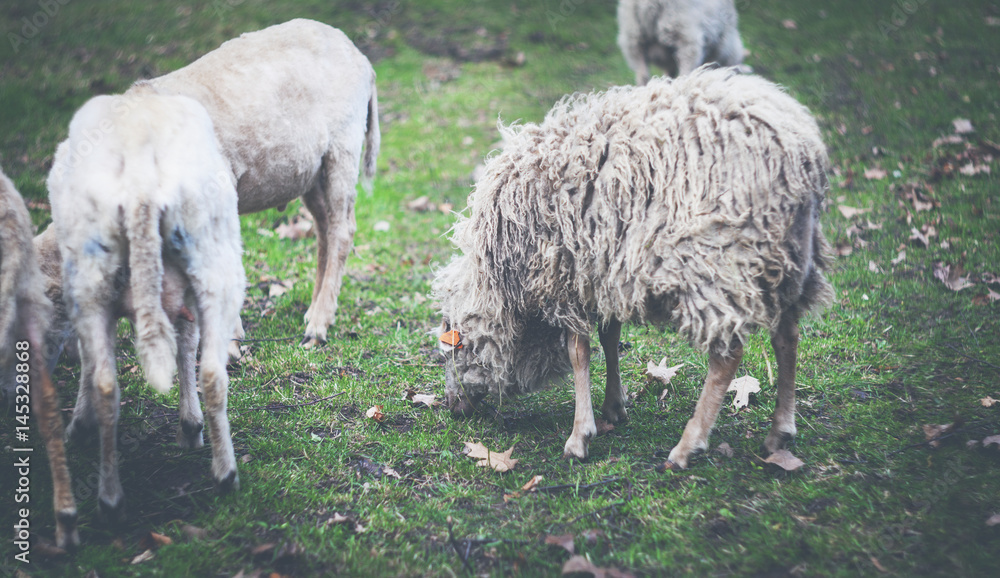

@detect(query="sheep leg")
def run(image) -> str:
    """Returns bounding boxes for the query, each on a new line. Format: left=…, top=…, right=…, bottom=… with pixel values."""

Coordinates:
left=598, top=319, right=627, bottom=423
left=175, top=314, right=204, bottom=449
left=65, top=341, right=98, bottom=444
left=674, top=39, right=706, bottom=77
left=227, top=315, right=244, bottom=363
left=76, top=309, right=126, bottom=522
left=665, top=346, right=743, bottom=470
left=33, top=358, right=78, bottom=548
left=563, top=332, right=597, bottom=460
left=764, top=311, right=800, bottom=454
left=301, top=152, right=359, bottom=347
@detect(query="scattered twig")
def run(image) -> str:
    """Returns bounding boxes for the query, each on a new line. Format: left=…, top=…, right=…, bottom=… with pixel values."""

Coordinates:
left=887, top=419, right=992, bottom=456
left=446, top=517, right=475, bottom=576
left=233, top=391, right=345, bottom=414
left=944, top=343, right=1000, bottom=371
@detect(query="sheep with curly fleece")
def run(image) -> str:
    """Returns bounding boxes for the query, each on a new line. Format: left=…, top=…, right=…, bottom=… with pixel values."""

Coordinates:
left=47, top=87, right=246, bottom=540
left=618, top=0, right=745, bottom=85
left=433, top=67, right=833, bottom=467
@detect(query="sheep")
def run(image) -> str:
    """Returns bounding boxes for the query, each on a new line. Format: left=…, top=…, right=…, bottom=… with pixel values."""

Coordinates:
left=432, top=67, right=834, bottom=467
left=46, top=87, right=246, bottom=537
left=0, top=167, right=77, bottom=548
left=137, top=18, right=380, bottom=347
left=617, top=0, right=746, bottom=85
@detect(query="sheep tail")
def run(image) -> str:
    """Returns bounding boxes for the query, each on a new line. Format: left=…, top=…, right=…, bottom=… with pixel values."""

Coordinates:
left=360, top=74, right=380, bottom=194
left=126, top=200, right=177, bottom=394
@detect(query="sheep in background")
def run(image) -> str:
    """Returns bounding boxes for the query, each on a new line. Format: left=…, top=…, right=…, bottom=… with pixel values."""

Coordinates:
left=47, top=87, right=246, bottom=538
left=433, top=67, right=833, bottom=467
left=618, top=0, right=746, bottom=85
left=139, top=18, right=380, bottom=347
left=0, top=168, right=77, bottom=548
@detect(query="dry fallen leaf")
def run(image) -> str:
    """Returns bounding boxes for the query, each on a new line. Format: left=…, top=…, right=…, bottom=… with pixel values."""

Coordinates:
left=932, top=134, right=964, bottom=147
left=870, top=556, right=890, bottom=573
left=987, top=514, right=1000, bottom=526
left=646, top=358, right=684, bottom=385
left=891, top=251, right=906, bottom=265
left=180, top=524, right=209, bottom=541
left=561, top=554, right=635, bottom=578
left=463, top=441, right=518, bottom=472
left=130, top=549, right=155, bottom=565
left=382, top=465, right=402, bottom=479
left=933, top=262, right=974, bottom=292
left=139, top=531, right=173, bottom=550
left=909, top=227, right=930, bottom=248
left=275, top=216, right=314, bottom=240
left=863, top=167, right=887, bottom=180
left=407, top=196, right=433, bottom=212
left=715, top=442, right=734, bottom=458
left=981, top=396, right=998, bottom=408
left=923, top=422, right=957, bottom=447
left=268, top=279, right=294, bottom=299
left=982, top=435, right=1000, bottom=449
left=838, top=205, right=870, bottom=219
left=404, top=388, right=441, bottom=407
left=595, top=418, right=615, bottom=435
left=545, top=533, right=576, bottom=555
left=763, top=449, right=805, bottom=471
left=521, top=475, right=544, bottom=492
left=365, top=405, right=386, bottom=422
left=952, top=118, right=974, bottom=134
left=782, top=19, right=797, bottom=29
left=727, top=375, right=761, bottom=410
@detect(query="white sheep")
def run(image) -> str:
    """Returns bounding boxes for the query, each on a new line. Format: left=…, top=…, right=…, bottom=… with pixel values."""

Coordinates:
left=138, top=18, right=380, bottom=347
left=47, top=87, right=246, bottom=535
left=433, top=67, right=834, bottom=467
left=617, top=0, right=746, bottom=85
left=0, top=167, right=77, bottom=548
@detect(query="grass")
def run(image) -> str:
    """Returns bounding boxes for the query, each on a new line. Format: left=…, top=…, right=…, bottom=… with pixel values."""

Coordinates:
left=1, top=0, right=999, bottom=575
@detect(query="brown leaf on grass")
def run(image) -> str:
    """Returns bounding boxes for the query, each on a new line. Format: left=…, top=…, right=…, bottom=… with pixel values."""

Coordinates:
left=909, top=228, right=930, bottom=248
left=891, top=251, right=906, bottom=265
left=781, top=19, right=797, bottom=29
left=982, top=435, right=1000, bottom=449
left=180, top=524, right=209, bottom=541
left=646, top=358, right=683, bottom=385
left=274, top=217, right=313, bottom=240
left=976, top=288, right=1000, bottom=305
left=463, top=441, right=518, bottom=472
left=952, top=118, right=974, bottom=134
left=365, top=405, right=386, bottom=422
left=715, top=442, right=734, bottom=458
left=933, top=262, right=974, bottom=291
left=838, top=205, right=870, bottom=219
left=595, top=418, right=615, bottom=435
left=138, top=531, right=173, bottom=551
left=403, top=388, right=441, bottom=407
left=987, top=514, right=1000, bottom=526
left=562, top=554, right=635, bottom=578
left=870, top=556, right=890, bottom=573
left=922, top=422, right=958, bottom=447
left=932, top=134, right=964, bottom=147
left=545, top=533, right=575, bottom=555
left=727, top=375, right=761, bottom=410
left=835, top=241, right=853, bottom=257
left=130, top=549, right=156, bottom=565
left=522, top=474, right=544, bottom=492
left=267, top=279, right=294, bottom=299
left=407, top=196, right=433, bottom=212
left=863, top=167, right=887, bottom=180
left=981, top=396, right=999, bottom=407
left=763, top=449, right=805, bottom=471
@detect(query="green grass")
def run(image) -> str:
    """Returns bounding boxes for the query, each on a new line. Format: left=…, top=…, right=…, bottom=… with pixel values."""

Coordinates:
left=2, top=0, right=999, bottom=575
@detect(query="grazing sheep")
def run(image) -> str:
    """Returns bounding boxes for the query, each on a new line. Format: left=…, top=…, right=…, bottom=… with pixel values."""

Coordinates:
left=0, top=167, right=77, bottom=548
left=433, top=67, right=833, bottom=467
left=137, top=18, right=380, bottom=347
left=46, top=87, right=246, bottom=536
left=617, top=0, right=745, bottom=85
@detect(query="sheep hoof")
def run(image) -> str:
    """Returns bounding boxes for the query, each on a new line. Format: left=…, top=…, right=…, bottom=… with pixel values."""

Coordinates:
left=56, top=510, right=80, bottom=550
left=764, top=430, right=794, bottom=455
left=656, top=459, right=683, bottom=473
left=65, top=418, right=97, bottom=446
left=177, top=420, right=204, bottom=449
left=562, top=437, right=591, bottom=460
left=99, top=496, right=126, bottom=526
left=300, top=335, right=325, bottom=349
left=216, top=469, right=240, bottom=493
left=601, top=402, right=628, bottom=424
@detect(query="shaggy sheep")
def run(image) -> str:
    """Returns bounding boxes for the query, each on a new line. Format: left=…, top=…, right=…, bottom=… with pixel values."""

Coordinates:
left=0, top=167, right=76, bottom=548
left=46, top=87, right=246, bottom=540
left=433, top=67, right=833, bottom=467
left=617, top=0, right=745, bottom=85
left=137, top=18, right=380, bottom=347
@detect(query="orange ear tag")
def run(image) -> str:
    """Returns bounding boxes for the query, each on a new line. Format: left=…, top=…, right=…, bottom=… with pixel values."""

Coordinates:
left=440, top=330, right=462, bottom=348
